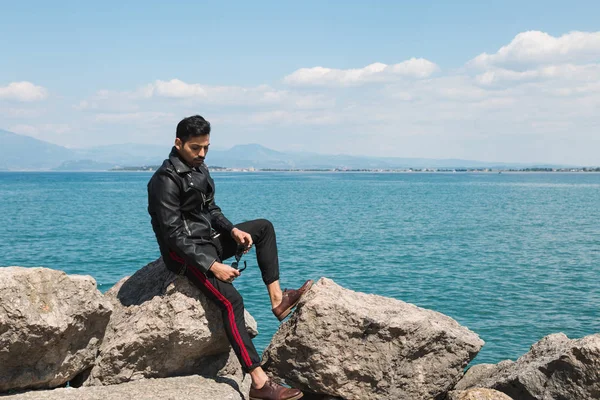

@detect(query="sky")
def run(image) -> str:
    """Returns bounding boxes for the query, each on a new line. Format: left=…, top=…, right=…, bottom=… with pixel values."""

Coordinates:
left=1, top=1, right=599, bottom=165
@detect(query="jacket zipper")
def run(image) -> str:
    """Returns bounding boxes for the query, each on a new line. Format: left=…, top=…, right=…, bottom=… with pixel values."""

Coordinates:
left=182, top=216, right=192, bottom=236
left=200, top=213, right=213, bottom=232
left=185, top=173, right=213, bottom=236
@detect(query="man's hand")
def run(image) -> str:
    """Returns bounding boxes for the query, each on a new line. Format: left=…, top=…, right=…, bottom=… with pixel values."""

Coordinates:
left=209, top=262, right=241, bottom=283
left=231, top=228, right=253, bottom=253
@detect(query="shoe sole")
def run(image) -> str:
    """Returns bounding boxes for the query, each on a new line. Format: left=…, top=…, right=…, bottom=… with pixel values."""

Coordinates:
left=276, top=299, right=299, bottom=321
left=250, top=394, right=303, bottom=400
left=276, top=280, right=314, bottom=321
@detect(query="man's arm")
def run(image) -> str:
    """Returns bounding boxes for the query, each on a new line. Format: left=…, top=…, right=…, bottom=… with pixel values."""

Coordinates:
left=207, top=198, right=253, bottom=251
left=149, top=171, right=217, bottom=273
left=207, top=198, right=235, bottom=234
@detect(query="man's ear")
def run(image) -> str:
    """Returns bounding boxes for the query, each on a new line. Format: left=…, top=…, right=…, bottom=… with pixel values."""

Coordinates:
left=174, top=137, right=182, bottom=151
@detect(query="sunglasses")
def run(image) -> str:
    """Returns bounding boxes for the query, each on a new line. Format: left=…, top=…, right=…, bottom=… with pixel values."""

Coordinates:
left=231, top=246, right=247, bottom=273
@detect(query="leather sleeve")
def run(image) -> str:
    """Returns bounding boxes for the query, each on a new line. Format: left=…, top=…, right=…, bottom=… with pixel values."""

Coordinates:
left=149, top=171, right=217, bottom=273
left=207, top=198, right=235, bottom=234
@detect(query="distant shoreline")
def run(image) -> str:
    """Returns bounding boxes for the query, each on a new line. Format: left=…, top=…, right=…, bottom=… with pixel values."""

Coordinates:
left=109, top=166, right=600, bottom=173
left=2, top=169, right=600, bottom=174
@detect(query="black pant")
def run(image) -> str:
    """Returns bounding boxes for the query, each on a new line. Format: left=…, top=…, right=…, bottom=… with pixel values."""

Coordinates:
left=183, top=218, right=280, bottom=372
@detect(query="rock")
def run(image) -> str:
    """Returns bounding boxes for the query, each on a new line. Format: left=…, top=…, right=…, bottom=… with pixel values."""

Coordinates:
left=302, top=395, right=343, bottom=400
left=83, top=258, right=257, bottom=386
left=302, top=394, right=343, bottom=400
left=262, top=277, right=484, bottom=400
left=454, top=333, right=600, bottom=400
left=1, top=374, right=251, bottom=400
left=0, top=267, right=112, bottom=393
left=454, top=362, right=514, bottom=391
left=447, top=388, right=514, bottom=400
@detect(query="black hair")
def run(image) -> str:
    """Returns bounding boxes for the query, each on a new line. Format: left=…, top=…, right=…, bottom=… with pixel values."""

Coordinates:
left=176, top=115, right=211, bottom=143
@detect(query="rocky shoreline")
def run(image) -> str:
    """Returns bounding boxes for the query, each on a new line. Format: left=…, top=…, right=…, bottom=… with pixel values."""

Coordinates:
left=1, top=260, right=598, bottom=399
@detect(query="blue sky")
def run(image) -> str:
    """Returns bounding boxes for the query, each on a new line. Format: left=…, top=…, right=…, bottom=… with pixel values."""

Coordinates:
left=1, top=1, right=599, bottom=164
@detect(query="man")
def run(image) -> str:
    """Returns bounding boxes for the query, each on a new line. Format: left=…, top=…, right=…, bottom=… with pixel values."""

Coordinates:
left=147, top=115, right=311, bottom=400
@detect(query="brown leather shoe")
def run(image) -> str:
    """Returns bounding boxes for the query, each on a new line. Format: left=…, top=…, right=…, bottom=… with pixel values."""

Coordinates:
left=249, top=379, right=303, bottom=400
left=272, top=279, right=313, bottom=321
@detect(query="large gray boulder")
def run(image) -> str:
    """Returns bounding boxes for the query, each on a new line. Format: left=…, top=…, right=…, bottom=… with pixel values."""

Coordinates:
left=447, top=388, right=513, bottom=400
left=1, top=373, right=251, bottom=400
left=262, top=278, right=484, bottom=400
left=0, top=267, right=112, bottom=393
left=454, top=333, right=600, bottom=400
left=83, top=258, right=258, bottom=386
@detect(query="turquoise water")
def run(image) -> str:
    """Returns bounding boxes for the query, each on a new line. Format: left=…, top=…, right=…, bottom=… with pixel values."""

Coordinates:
left=1, top=171, right=599, bottom=365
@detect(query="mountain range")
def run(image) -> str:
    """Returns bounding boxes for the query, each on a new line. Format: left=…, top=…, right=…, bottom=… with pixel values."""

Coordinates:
left=0, top=129, right=565, bottom=171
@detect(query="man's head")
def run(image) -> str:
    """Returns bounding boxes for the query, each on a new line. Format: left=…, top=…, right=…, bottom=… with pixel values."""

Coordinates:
left=174, top=115, right=211, bottom=167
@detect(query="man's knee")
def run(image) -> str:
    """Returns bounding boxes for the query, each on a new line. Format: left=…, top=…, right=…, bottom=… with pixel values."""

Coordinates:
left=256, top=218, right=274, bottom=235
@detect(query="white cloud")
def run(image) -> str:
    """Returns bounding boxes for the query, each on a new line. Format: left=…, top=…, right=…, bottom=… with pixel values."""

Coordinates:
left=23, top=30, right=598, bottom=164
left=75, top=80, right=336, bottom=113
left=471, top=30, right=600, bottom=69
left=150, top=79, right=208, bottom=98
left=475, top=63, right=600, bottom=85
left=463, top=29, right=600, bottom=130
left=0, top=107, right=45, bottom=118
left=72, top=90, right=142, bottom=113
left=94, top=111, right=175, bottom=123
left=9, top=124, right=39, bottom=136
left=283, top=58, right=439, bottom=86
left=0, top=81, right=48, bottom=102
left=246, top=110, right=340, bottom=125
left=9, top=123, right=71, bottom=138
left=143, top=79, right=256, bottom=102
left=473, top=97, right=516, bottom=110
left=145, top=80, right=293, bottom=105
left=73, top=100, right=93, bottom=111
left=550, top=80, right=600, bottom=97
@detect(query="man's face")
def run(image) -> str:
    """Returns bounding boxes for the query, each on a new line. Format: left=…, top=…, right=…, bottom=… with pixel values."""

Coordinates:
left=175, top=135, right=210, bottom=167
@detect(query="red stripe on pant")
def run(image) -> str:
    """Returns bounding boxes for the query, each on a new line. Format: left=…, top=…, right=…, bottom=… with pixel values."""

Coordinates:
left=169, top=252, right=253, bottom=369
left=169, top=251, right=185, bottom=264
left=187, top=265, right=254, bottom=368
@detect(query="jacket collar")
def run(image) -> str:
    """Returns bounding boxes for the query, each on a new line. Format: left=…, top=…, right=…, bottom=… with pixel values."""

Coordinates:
left=168, top=147, right=192, bottom=174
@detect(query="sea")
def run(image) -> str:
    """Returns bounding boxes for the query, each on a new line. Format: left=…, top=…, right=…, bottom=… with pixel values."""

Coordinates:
left=1, top=171, right=598, bottom=365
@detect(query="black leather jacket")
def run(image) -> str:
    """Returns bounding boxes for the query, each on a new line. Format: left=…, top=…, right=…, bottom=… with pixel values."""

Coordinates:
left=147, top=147, right=234, bottom=274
